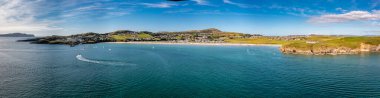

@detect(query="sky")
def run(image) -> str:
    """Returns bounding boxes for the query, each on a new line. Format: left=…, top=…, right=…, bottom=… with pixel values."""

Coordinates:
left=1, top=0, right=380, bottom=36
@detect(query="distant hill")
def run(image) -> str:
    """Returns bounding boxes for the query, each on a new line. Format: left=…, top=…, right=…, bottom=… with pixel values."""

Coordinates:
left=0, top=33, right=35, bottom=37
left=18, top=28, right=250, bottom=46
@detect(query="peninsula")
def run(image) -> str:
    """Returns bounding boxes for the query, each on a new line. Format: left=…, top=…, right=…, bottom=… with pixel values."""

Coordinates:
left=19, top=28, right=380, bottom=55
left=0, top=33, right=35, bottom=37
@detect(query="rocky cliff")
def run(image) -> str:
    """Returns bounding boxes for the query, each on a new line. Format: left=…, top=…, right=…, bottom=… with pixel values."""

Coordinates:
left=360, top=43, right=380, bottom=52
left=280, top=43, right=380, bottom=55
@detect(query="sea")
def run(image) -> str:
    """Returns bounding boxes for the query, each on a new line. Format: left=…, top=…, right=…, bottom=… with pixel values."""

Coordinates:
left=1, top=37, right=380, bottom=97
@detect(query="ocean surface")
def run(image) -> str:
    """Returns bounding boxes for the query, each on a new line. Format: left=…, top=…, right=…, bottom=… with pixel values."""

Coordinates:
left=1, top=37, right=380, bottom=97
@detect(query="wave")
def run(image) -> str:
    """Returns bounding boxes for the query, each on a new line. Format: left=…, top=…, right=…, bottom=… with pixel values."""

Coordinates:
left=76, top=55, right=136, bottom=66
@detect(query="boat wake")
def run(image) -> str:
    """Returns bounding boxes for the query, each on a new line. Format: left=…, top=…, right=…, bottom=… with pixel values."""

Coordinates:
left=76, top=55, right=136, bottom=66
left=246, top=49, right=256, bottom=55
left=76, top=55, right=101, bottom=64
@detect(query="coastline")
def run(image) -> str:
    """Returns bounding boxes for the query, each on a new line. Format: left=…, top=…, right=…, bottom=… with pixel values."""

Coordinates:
left=106, top=41, right=282, bottom=46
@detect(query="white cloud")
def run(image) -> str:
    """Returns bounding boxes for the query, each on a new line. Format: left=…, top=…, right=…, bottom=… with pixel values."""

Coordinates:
left=335, top=8, right=347, bottom=13
left=0, top=0, right=61, bottom=33
left=165, top=9, right=193, bottom=14
left=60, top=2, right=134, bottom=20
left=223, top=0, right=248, bottom=8
left=192, top=0, right=208, bottom=5
left=371, top=1, right=380, bottom=8
left=308, top=10, right=380, bottom=23
left=268, top=4, right=326, bottom=17
left=141, top=2, right=177, bottom=8
left=371, top=21, right=380, bottom=26
left=107, top=12, right=130, bottom=16
left=364, top=30, right=380, bottom=33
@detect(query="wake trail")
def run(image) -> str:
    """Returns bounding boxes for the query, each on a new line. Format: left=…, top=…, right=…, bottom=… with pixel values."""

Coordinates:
left=76, top=55, right=136, bottom=66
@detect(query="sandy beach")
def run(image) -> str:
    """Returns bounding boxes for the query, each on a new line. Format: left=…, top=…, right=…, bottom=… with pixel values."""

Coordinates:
left=106, top=42, right=282, bottom=46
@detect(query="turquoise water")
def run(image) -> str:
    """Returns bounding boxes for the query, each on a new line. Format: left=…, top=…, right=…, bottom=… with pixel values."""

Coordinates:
left=1, top=38, right=380, bottom=97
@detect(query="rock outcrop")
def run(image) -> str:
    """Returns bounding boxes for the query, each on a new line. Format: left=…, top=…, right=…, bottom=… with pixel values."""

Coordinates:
left=360, top=43, right=380, bottom=52
left=280, top=47, right=360, bottom=55
left=280, top=43, right=380, bottom=55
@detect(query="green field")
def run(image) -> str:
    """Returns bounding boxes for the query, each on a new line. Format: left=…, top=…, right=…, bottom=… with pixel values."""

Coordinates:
left=227, top=36, right=380, bottom=50
left=225, top=38, right=301, bottom=44
left=111, top=33, right=153, bottom=41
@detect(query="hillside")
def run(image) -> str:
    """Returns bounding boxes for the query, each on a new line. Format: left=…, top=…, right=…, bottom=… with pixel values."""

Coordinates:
left=281, top=36, right=380, bottom=55
left=17, top=29, right=380, bottom=55
left=18, top=28, right=251, bottom=46
left=227, top=35, right=380, bottom=55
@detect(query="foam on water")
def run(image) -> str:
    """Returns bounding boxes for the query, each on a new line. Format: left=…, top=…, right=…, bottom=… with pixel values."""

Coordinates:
left=76, top=55, right=101, bottom=64
left=76, top=55, right=136, bottom=66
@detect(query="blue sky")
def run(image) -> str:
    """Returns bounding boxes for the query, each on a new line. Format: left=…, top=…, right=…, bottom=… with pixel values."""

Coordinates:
left=1, top=0, right=380, bottom=36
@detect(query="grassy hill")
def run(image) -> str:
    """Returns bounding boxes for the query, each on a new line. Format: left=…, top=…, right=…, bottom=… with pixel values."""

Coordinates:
left=225, top=37, right=300, bottom=44
left=111, top=33, right=154, bottom=41
left=227, top=36, right=380, bottom=50
left=283, top=36, right=380, bottom=50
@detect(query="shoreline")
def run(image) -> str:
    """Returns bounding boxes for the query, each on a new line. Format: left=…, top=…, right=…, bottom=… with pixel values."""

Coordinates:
left=105, top=41, right=282, bottom=46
